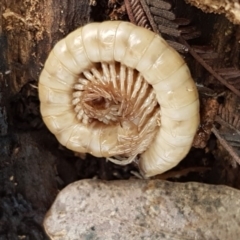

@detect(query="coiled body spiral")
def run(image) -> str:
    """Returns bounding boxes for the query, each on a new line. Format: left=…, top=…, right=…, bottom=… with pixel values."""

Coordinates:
left=38, top=21, right=200, bottom=177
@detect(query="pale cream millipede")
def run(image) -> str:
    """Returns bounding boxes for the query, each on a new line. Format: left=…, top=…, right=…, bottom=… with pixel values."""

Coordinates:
left=38, top=21, right=200, bottom=177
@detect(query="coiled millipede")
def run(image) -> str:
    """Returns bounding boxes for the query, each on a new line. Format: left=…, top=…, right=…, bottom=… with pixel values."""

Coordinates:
left=38, top=21, right=200, bottom=177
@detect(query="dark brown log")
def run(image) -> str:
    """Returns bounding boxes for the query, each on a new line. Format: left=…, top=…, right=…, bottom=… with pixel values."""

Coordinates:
left=1, top=0, right=91, bottom=93
left=0, top=0, right=91, bottom=238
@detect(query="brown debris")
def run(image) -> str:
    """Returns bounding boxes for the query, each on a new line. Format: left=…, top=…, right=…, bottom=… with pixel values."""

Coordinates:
left=193, top=97, right=219, bottom=148
left=217, top=92, right=240, bottom=131
left=124, top=0, right=192, bottom=52
left=213, top=92, right=240, bottom=166
left=185, top=0, right=240, bottom=25
left=215, top=68, right=240, bottom=90
left=108, top=0, right=127, bottom=20
left=179, top=37, right=240, bottom=97
left=212, top=126, right=240, bottom=166
left=124, top=0, right=152, bottom=29
left=3, top=0, right=45, bottom=41
left=218, top=105, right=240, bottom=131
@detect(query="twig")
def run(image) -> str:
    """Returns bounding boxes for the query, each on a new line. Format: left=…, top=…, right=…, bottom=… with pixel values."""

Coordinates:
left=154, top=167, right=211, bottom=180
left=179, top=37, right=240, bottom=98
left=212, top=126, right=240, bottom=166
left=215, top=116, right=240, bottom=135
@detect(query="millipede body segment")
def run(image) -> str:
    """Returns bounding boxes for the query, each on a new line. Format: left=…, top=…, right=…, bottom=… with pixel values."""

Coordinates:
left=38, top=21, right=200, bottom=177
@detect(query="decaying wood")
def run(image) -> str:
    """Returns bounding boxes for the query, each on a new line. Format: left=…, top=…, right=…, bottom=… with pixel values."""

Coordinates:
left=0, top=0, right=91, bottom=238
left=1, top=0, right=91, bottom=94
left=193, top=96, right=219, bottom=148
left=0, top=132, right=57, bottom=238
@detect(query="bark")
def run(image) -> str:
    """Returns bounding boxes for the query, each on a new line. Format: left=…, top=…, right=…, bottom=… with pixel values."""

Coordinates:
left=0, top=0, right=90, bottom=238
left=1, top=0, right=91, bottom=93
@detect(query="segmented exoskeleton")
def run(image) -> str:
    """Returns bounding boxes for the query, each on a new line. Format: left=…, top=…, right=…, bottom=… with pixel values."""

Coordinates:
left=38, top=21, right=200, bottom=177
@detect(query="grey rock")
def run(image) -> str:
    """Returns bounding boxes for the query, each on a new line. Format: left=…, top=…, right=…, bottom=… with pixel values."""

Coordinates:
left=44, top=179, right=240, bottom=240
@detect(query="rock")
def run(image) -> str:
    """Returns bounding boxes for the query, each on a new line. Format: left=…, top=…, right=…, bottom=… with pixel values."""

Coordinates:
left=44, top=179, right=240, bottom=240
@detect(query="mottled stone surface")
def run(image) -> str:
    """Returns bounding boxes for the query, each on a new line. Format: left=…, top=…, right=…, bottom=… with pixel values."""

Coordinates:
left=44, top=179, right=240, bottom=240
